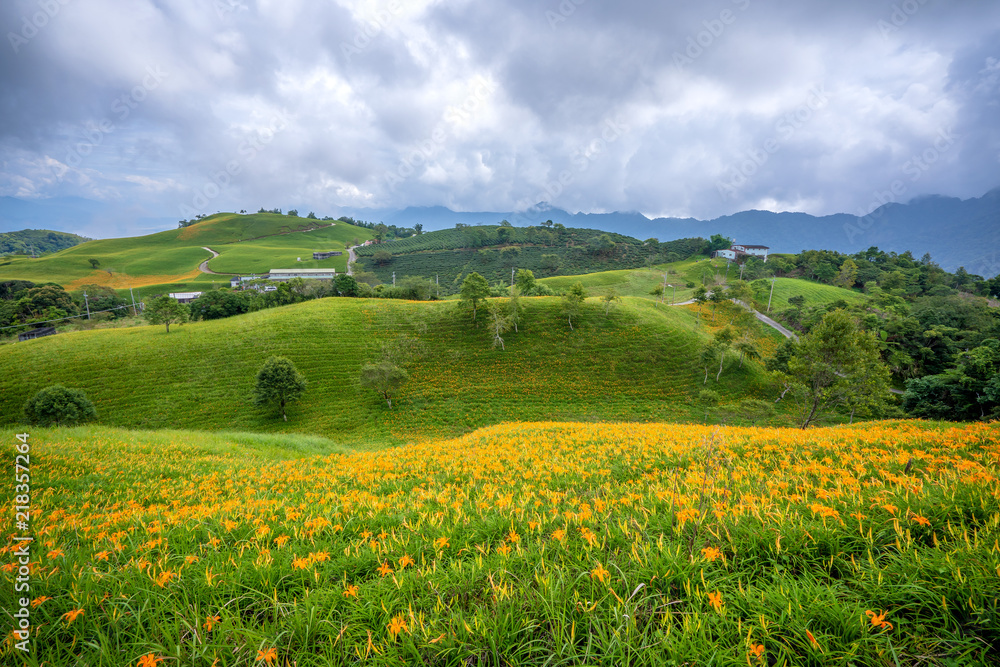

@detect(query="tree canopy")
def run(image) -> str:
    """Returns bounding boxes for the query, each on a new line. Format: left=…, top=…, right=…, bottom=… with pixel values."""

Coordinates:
left=253, top=356, right=307, bottom=421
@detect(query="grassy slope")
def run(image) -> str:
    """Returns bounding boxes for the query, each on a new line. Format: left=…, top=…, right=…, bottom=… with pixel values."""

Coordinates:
left=755, top=276, right=867, bottom=311
left=205, top=221, right=367, bottom=274
left=0, top=296, right=774, bottom=442
left=0, top=213, right=372, bottom=289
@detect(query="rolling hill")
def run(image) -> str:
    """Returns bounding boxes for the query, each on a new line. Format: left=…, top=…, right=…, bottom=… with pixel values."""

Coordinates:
left=0, top=212, right=373, bottom=290
left=0, top=296, right=776, bottom=441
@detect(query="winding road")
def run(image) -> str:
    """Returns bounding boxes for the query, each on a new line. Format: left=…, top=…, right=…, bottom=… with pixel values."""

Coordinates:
left=198, top=247, right=222, bottom=274
left=346, top=245, right=357, bottom=276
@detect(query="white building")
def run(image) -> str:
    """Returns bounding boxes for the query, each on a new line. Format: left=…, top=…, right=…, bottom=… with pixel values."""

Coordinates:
left=168, top=292, right=203, bottom=303
left=712, top=243, right=769, bottom=263
left=266, top=269, right=337, bottom=281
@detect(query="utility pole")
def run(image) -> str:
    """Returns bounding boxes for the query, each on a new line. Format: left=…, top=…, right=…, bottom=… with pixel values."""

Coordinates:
left=83, top=291, right=91, bottom=320
left=767, top=275, right=776, bottom=313
left=739, top=262, right=745, bottom=281
left=129, top=286, right=138, bottom=317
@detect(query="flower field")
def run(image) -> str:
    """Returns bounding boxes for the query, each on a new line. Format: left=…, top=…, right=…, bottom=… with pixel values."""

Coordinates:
left=3, top=420, right=999, bottom=666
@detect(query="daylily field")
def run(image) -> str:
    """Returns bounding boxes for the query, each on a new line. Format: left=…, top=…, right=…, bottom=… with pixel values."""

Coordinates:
left=3, top=420, right=999, bottom=666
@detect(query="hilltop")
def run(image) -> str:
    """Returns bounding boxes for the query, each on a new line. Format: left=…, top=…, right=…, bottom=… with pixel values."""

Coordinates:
left=0, top=296, right=775, bottom=441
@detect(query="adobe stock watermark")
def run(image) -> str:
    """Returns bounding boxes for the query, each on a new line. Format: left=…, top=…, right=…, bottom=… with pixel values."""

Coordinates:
left=7, top=0, right=73, bottom=54
left=384, top=76, right=497, bottom=192
left=546, top=0, right=587, bottom=30
left=716, top=84, right=829, bottom=201
left=340, top=1, right=402, bottom=61
left=510, top=115, right=629, bottom=226
left=843, top=127, right=958, bottom=244
left=673, top=0, right=751, bottom=71
left=179, top=111, right=290, bottom=219
left=877, top=0, right=930, bottom=40
left=49, top=66, right=168, bottom=180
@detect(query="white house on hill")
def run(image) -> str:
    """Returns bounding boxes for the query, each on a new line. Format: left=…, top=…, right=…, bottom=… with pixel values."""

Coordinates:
left=713, top=243, right=769, bottom=263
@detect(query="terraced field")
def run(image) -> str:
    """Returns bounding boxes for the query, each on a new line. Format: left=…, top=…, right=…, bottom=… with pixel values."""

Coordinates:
left=0, top=297, right=774, bottom=441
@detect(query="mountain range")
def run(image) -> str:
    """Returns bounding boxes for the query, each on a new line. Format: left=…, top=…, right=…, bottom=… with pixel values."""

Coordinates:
left=2, top=186, right=998, bottom=276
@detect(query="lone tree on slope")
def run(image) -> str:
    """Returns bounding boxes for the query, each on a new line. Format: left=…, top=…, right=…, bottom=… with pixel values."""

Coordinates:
left=359, top=361, right=409, bottom=409
left=253, top=356, right=307, bottom=421
left=460, top=272, right=491, bottom=322
left=22, top=384, right=97, bottom=426
left=144, top=295, right=189, bottom=333
left=562, top=281, right=587, bottom=330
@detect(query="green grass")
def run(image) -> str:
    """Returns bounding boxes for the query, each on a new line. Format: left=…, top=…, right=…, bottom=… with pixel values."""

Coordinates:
left=0, top=213, right=372, bottom=289
left=0, top=296, right=776, bottom=442
left=539, top=257, right=707, bottom=303
left=753, top=277, right=867, bottom=312
left=205, top=222, right=365, bottom=275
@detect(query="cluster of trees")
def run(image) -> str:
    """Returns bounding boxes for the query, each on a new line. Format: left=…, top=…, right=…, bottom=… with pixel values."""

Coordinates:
left=759, top=246, right=998, bottom=298
left=0, top=280, right=133, bottom=334
left=338, top=217, right=419, bottom=240
left=0, top=230, right=90, bottom=256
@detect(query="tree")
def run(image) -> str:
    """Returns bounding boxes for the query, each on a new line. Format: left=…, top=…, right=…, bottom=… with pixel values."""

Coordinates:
left=713, top=326, right=736, bottom=381
left=786, top=311, right=892, bottom=428
left=306, top=211, right=317, bottom=219
left=562, top=282, right=587, bottom=330
left=22, top=384, right=97, bottom=426
left=189, top=290, right=253, bottom=321
left=709, top=288, right=726, bottom=322
left=733, top=336, right=760, bottom=368
left=253, top=356, right=307, bottom=421
left=144, top=295, right=189, bottom=333
left=288, top=209, right=299, bottom=217
left=602, top=289, right=620, bottom=315
left=88, top=258, right=100, bottom=269
left=414, top=223, right=423, bottom=235
left=373, top=248, right=392, bottom=266
left=460, top=272, right=490, bottom=322
left=515, top=268, right=536, bottom=295
left=836, top=258, right=859, bottom=289
left=359, top=361, right=408, bottom=409
left=650, top=284, right=664, bottom=305
left=486, top=300, right=511, bottom=350
left=708, top=234, right=733, bottom=253
left=507, top=290, right=524, bottom=332
left=693, top=286, right=708, bottom=325
left=333, top=274, right=359, bottom=297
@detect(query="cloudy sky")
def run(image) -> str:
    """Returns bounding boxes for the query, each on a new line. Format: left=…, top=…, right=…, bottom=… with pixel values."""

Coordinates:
left=1, top=0, right=998, bottom=237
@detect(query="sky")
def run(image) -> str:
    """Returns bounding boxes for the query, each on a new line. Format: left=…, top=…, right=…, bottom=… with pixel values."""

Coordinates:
left=1, top=0, right=998, bottom=238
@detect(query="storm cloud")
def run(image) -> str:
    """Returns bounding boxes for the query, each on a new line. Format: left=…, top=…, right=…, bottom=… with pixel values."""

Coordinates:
left=1, top=0, right=998, bottom=237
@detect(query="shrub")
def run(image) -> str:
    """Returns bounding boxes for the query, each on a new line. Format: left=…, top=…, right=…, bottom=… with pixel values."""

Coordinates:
left=22, top=384, right=97, bottom=426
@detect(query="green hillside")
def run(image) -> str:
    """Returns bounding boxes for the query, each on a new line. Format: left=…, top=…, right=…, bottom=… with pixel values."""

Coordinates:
left=0, top=213, right=372, bottom=289
left=0, top=296, right=774, bottom=442
left=354, top=226, right=705, bottom=293
left=752, top=276, right=867, bottom=311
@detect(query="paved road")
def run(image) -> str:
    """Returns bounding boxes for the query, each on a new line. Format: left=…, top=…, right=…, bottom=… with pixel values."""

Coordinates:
left=198, top=247, right=223, bottom=274
left=346, top=245, right=357, bottom=276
